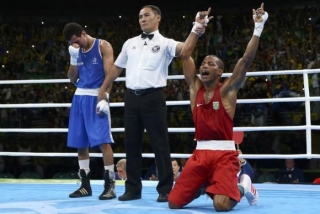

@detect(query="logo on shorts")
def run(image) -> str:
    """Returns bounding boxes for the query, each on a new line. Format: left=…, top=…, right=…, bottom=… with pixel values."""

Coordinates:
left=212, top=101, right=219, bottom=110
left=152, top=45, right=160, bottom=53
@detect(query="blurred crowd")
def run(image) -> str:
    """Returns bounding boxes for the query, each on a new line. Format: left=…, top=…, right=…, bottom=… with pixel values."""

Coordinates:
left=1, top=4, right=320, bottom=181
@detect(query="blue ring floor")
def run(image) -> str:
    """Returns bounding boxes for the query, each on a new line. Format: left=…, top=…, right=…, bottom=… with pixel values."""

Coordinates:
left=0, top=179, right=319, bottom=214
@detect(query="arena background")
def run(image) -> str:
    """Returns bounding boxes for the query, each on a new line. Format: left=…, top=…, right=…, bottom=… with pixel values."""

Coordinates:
left=0, top=0, right=320, bottom=182
left=0, top=0, right=316, bottom=19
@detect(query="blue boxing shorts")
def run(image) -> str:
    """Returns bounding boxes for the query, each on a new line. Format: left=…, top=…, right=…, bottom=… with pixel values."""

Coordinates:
left=67, top=88, right=114, bottom=148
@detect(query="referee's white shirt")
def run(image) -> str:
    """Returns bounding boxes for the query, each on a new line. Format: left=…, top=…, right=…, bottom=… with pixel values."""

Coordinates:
left=114, top=30, right=179, bottom=90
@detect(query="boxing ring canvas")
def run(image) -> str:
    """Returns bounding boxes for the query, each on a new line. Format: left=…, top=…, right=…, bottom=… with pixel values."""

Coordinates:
left=2, top=70, right=320, bottom=213
left=1, top=179, right=319, bottom=214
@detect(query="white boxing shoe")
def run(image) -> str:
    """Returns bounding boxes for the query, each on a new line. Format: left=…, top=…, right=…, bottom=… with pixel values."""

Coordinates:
left=240, top=174, right=258, bottom=206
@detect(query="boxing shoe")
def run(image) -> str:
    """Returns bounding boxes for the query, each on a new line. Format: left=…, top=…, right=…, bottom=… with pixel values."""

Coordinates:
left=99, top=170, right=116, bottom=200
left=240, top=174, right=258, bottom=206
left=69, top=169, right=92, bottom=198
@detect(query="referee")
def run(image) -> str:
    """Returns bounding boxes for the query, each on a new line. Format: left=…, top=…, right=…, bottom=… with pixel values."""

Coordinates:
left=97, top=5, right=183, bottom=202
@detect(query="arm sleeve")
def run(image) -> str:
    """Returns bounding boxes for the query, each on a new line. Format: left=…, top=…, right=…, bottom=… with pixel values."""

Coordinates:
left=166, top=38, right=180, bottom=57
left=114, top=40, right=130, bottom=68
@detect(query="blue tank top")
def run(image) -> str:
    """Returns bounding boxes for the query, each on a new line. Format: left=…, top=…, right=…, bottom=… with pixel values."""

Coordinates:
left=75, top=39, right=104, bottom=88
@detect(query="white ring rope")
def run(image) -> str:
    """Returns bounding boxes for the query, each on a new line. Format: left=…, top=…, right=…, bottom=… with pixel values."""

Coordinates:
left=0, top=126, right=312, bottom=133
left=1, top=69, right=320, bottom=85
left=1, top=69, right=320, bottom=159
left=0, top=152, right=320, bottom=159
left=2, top=97, right=320, bottom=109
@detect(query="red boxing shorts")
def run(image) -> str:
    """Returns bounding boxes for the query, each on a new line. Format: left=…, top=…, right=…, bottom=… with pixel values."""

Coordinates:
left=168, top=149, right=240, bottom=207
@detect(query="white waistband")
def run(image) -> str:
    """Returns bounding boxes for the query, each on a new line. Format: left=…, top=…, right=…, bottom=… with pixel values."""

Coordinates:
left=196, top=140, right=236, bottom=151
left=75, top=88, right=100, bottom=96
left=74, top=88, right=110, bottom=99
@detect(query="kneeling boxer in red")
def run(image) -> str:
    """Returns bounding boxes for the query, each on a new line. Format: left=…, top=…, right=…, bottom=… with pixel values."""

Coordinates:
left=168, top=4, right=267, bottom=211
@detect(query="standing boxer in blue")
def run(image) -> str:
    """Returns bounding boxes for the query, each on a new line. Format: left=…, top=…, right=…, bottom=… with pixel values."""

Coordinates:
left=63, top=22, right=116, bottom=200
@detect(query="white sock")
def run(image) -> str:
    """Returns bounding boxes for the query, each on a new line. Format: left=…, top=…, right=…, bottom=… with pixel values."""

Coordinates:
left=79, top=159, right=90, bottom=175
left=104, top=165, right=115, bottom=179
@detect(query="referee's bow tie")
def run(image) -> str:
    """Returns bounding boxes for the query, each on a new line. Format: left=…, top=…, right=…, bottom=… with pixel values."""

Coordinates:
left=141, top=33, right=154, bottom=40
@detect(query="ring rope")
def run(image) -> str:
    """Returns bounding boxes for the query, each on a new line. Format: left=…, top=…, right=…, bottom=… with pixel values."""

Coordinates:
left=1, top=69, right=319, bottom=85
left=1, top=69, right=320, bottom=159
left=1, top=97, right=320, bottom=109
left=1, top=152, right=320, bottom=159
left=0, top=126, right=312, bottom=133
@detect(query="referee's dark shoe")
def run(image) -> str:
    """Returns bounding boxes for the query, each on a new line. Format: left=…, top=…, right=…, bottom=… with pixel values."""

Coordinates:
left=157, top=193, right=168, bottom=202
left=69, top=169, right=92, bottom=198
left=118, top=192, right=141, bottom=201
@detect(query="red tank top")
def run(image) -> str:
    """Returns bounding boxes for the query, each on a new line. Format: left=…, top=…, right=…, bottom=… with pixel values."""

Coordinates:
left=193, top=84, right=233, bottom=140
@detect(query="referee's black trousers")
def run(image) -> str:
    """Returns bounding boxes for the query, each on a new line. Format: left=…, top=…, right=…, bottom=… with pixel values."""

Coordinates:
left=124, top=88, right=173, bottom=195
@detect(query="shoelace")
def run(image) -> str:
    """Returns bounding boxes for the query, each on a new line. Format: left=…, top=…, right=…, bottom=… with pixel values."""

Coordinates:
left=103, top=182, right=115, bottom=195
